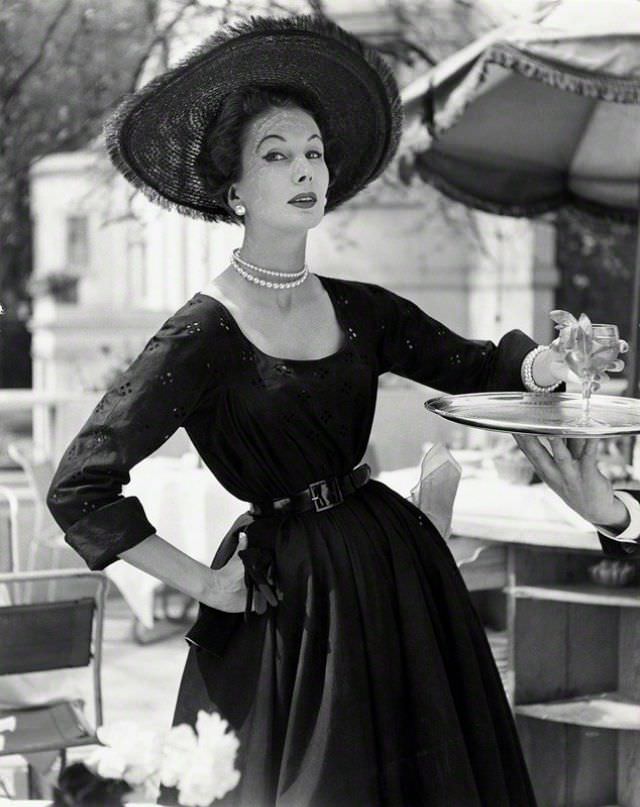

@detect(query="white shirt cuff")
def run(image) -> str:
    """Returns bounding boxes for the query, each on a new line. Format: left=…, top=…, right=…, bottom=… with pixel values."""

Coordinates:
left=597, top=491, right=640, bottom=543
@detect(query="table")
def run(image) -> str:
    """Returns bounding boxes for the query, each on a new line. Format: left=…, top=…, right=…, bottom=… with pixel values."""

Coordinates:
left=108, top=455, right=247, bottom=629
left=377, top=464, right=600, bottom=552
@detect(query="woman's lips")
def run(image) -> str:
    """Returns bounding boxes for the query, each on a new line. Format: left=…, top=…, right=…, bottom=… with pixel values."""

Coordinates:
left=288, top=193, right=317, bottom=208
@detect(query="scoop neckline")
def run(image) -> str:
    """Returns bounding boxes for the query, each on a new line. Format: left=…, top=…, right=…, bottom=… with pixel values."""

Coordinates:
left=195, top=274, right=350, bottom=364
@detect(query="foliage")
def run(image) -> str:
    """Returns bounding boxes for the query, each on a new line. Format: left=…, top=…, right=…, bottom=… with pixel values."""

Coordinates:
left=0, top=0, right=283, bottom=311
left=27, top=269, right=80, bottom=300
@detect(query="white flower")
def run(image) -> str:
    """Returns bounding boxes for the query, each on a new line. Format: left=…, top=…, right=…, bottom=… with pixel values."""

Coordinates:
left=82, top=712, right=240, bottom=805
left=86, top=746, right=127, bottom=780
left=174, top=711, right=240, bottom=804
left=141, top=769, right=162, bottom=801
left=92, top=722, right=164, bottom=786
left=160, top=723, right=198, bottom=788
left=195, top=711, right=239, bottom=757
left=178, top=747, right=240, bottom=807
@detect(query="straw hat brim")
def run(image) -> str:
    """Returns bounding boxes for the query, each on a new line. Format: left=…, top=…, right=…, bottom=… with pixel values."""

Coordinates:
left=104, top=15, right=403, bottom=223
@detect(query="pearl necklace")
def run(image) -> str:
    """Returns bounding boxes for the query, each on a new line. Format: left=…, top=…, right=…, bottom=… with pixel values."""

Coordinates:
left=231, top=251, right=309, bottom=290
left=232, top=249, right=307, bottom=279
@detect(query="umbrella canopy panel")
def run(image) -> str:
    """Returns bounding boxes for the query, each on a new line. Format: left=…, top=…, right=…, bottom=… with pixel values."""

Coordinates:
left=409, top=51, right=640, bottom=219
left=400, top=0, right=640, bottom=396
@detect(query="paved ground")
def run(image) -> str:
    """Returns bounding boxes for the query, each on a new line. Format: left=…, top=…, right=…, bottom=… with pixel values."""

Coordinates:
left=99, top=594, right=190, bottom=732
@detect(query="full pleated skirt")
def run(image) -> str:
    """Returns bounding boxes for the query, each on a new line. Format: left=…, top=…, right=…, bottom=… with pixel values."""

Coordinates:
left=158, top=481, right=536, bottom=807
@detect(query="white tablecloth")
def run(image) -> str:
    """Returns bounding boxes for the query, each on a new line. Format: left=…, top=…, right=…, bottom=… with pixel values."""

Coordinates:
left=377, top=463, right=601, bottom=551
left=107, top=455, right=247, bottom=627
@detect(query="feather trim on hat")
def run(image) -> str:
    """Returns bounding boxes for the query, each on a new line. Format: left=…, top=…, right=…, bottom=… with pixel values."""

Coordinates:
left=104, top=14, right=403, bottom=223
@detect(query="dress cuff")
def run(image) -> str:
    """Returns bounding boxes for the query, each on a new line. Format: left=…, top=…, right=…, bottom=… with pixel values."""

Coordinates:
left=64, top=496, right=157, bottom=570
left=597, top=491, right=640, bottom=544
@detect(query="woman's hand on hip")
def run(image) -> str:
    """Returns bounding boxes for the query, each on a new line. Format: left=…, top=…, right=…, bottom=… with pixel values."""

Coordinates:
left=200, top=531, right=266, bottom=613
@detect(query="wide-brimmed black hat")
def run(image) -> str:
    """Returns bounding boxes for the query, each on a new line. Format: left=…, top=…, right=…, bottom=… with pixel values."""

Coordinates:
left=104, top=14, right=402, bottom=223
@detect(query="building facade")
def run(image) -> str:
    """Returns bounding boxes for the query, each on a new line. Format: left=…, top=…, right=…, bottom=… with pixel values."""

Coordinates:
left=28, top=1, right=558, bottom=469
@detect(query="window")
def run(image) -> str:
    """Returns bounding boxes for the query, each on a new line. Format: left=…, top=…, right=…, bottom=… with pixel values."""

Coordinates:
left=66, top=215, right=89, bottom=272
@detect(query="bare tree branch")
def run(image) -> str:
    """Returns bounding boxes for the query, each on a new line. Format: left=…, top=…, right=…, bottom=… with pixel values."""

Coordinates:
left=4, top=0, right=74, bottom=104
left=307, top=0, right=327, bottom=15
left=127, top=0, right=199, bottom=92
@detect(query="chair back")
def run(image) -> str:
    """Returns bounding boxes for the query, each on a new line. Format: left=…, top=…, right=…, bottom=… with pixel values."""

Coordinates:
left=7, top=441, right=60, bottom=542
left=0, top=569, right=107, bottom=727
left=0, top=598, right=95, bottom=675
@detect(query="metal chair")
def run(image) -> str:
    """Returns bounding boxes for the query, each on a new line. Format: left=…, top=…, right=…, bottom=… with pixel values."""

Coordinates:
left=0, top=485, right=20, bottom=572
left=7, top=441, right=66, bottom=572
left=0, top=569, right=107, bottom=772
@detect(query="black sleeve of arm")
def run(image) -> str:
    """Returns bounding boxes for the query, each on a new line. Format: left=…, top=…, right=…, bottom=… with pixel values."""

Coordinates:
left=47, top=306, right=216, bottom=570
left=374, top=284, right=538, bottom=392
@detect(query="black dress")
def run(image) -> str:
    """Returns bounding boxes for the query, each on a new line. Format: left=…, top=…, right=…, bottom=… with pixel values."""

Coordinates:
left=48, top=276, right=539, bottom=807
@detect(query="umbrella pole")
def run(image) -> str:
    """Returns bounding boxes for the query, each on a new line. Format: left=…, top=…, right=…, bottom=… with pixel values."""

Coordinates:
left=624, top=209, right=640, bottom=471
left=630, top=210, right=640, bottom=401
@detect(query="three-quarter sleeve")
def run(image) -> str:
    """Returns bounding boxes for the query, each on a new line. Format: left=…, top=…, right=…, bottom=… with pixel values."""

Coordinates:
left=47, top=305, right=216, bottom=571
left=373, top=284, right=537, bottom=393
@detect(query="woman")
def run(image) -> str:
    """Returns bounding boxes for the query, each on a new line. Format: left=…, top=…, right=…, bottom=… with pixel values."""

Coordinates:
left=49, top=15, right=569, bottom=807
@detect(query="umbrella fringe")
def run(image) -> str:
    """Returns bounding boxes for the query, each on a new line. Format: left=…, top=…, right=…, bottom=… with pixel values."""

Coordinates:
left=428, top=42, right=640, bottom=138
left=413, top=156, right=637, bottom=224
left=490, top=43, right=640, bottom=104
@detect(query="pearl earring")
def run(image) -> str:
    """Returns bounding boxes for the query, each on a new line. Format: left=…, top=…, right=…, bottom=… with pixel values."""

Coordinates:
left=234, top=204, right=246, bottom=217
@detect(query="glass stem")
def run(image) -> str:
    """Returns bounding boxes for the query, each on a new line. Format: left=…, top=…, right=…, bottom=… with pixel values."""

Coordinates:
left=581, top=376, right=593, bottom=424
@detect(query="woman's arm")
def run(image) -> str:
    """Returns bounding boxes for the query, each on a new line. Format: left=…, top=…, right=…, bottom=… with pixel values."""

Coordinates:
left=47, top=300, right=230, bottom=571
left=530, top=348, right=559, bottom=388
left=120, top=533, right=247, bottom=612
left=371, top=283, right=537, bottom=393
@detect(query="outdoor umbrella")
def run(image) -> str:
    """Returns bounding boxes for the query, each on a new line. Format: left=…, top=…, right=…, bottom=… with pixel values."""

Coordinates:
left=400, top=0, right=640, bottom=395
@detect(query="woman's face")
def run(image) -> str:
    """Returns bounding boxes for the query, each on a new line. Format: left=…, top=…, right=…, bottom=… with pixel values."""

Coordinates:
left=232, top=106, right=330, bottom=233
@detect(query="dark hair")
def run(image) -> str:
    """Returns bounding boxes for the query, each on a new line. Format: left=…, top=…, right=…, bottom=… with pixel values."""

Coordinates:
left=195, top=86, right=342, bottom=222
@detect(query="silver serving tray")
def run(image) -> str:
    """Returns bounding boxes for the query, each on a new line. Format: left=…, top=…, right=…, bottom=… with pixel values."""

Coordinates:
left=425, top=392, right=640, bottom=437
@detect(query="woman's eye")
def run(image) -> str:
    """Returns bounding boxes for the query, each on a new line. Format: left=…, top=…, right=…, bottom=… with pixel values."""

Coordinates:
left=263, top=151, right=286, bottom=162
left=307, top=150, right=323, bottom=160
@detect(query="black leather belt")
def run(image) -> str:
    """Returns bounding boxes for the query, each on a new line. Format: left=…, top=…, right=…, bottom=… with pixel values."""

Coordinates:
left=249, top=463, right=371, bottom=517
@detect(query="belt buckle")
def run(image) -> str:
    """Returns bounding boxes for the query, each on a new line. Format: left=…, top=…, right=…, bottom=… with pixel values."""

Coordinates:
left=309, top=477, right=343, bottom=512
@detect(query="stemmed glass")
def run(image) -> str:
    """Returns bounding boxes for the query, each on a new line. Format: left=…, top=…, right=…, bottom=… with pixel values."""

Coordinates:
left=550, top=312, right=628, bottom=427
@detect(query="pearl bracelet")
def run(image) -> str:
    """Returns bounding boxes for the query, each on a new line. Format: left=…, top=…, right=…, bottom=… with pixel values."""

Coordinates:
left=521, top=345, right=562, bottom=393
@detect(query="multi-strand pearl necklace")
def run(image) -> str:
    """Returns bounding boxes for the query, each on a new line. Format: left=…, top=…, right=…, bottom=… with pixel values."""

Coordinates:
left=231, top=249, right=309, bottom=290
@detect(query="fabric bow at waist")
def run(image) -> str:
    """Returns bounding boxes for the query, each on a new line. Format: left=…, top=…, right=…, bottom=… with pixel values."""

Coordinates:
left=185, top=467, right=371, bottom=655
left=213, top=465, right=371, bottom=617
